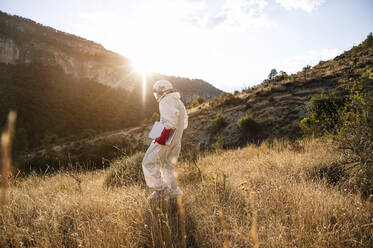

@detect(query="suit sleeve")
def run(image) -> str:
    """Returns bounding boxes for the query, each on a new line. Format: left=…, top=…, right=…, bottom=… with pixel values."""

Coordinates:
left=183, top=105, right=188, bottom=129
left=159, top=97, right=179, bottom=129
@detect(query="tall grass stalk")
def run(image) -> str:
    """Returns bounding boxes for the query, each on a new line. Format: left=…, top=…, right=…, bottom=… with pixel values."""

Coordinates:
left=219, top=208, right=230, bottom=248
left=250, top=192, right=259, bottom=248
left=0, top=111, right=16, bottom=208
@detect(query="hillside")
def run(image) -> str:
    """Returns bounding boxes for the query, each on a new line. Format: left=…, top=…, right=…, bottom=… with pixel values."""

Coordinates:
left=1, top=139, right=372, bottom=247
left=0, top=11, right=221, bottom=151
left=0, top=11, right=221, bottom=100
left=21, top=34, right=373, bottom=171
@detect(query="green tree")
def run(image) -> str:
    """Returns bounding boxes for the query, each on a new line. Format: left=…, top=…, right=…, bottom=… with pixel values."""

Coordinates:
left=335, top=75, right=373, bottom=164
left=300, top=69, right=373, bottom=197
left=361, top=32, right=373, bottom=49
left=300, top=93, right=345, bottom=135
left=268, top=69, right=278, bottom=80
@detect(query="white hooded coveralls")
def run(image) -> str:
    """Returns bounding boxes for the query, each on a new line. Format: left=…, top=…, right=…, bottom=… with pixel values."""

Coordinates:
left=142, top=92, right=188, bottom=191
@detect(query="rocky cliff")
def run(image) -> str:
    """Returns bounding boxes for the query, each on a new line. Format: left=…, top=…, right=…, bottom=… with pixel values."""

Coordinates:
left=0, top=11, right=221, bottom=100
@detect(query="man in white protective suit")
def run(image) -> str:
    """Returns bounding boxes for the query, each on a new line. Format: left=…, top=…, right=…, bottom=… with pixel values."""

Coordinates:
left=142, top=79, right=188, bottom=200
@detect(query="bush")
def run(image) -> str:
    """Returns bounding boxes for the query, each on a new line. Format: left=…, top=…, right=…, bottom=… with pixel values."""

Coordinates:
left=300, top=92, right=345, bottom=135
left=211, top=113, right=228, bottom=132
left=302, top=65, right=312, bottom=71
left=190, top=96, right=206, bottom=108
left=301, top=69, right=373, bottom=198
left=143, top=112, right=160, bottom=125
left=212, top=135, right=224, bottom=151
left=334, top=73, right=373, bottom=164
left=237, top=114, right=262, bottom=140
left=305, top=161, right=347, bottom=186
left=361, top=32, right=373, bottom=49
left=41, top=131, right=59, bottom=147
left=104, top=152, right=145, bottom=188
left=268, top=69, right=278, bottom=80
left=343, top=163, right=373, bottom=198
left=351, top=32, right=373, bottom=54
left=274, top=71, right=288, bottom=81
left=211, top=92, right=242, bottom=107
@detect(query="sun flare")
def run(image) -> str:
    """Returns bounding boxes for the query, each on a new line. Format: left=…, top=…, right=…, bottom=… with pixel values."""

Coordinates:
left=130, top=58, right=152, bottom=106
left=131, top=58, right=153, bottom=75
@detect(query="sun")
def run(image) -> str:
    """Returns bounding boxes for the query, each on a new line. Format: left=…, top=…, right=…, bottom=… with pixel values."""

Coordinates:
left=131, top=57, right=152, bottom=75
left=131, top=57, right=151, bottom=105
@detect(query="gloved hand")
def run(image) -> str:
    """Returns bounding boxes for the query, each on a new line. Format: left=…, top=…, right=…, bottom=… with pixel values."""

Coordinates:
left=155, top=128, right=173, bottom=145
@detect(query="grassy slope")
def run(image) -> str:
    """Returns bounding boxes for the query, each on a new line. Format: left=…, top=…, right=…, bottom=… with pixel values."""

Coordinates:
left=1, top=138, right=372, bottom=247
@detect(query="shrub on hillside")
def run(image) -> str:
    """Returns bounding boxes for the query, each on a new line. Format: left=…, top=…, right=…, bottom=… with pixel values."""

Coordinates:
left=210, top=92, right=242, bottom=107
left=302, top=70, right=373, bottom=163
left=274, top=71, right=288, bottom=81
left=301, top=69, right=373, bottom=198
left=237, top=114, right=263, bottom=142
left=305, top=161, right=347, bottom=186
left=300, top=92, right=345, bottom=135
left=190, top=96, right=206, bottom=108
left=211, top=113, right=228, bottom=132
left=211, top=135, right=224, bottom=151
left=302, top=65, right=312, bottom=71
left=361, top=32, right=373, bottom=48
left=143, top=112, right=160, bottom=125
left=334, top=72, right=373, bottom=164
left=351, top=32, right=373, bottom=54
left=41, top=131, right=59, bottom=147
left=104, top=152, right=145, bottom=188
left=268, top=69, right=278, bottom=80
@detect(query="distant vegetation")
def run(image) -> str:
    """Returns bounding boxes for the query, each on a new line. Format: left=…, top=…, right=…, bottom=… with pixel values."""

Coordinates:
left=211, top=113, right=228, bottom=133
left=237, top=114, right=263, bottom=142
left=300, top=92, right=345, bottom=135
left=0, top=10, right=221, bottom=154
left=190, top=96, right=206, bottom=108
left=301, top=69, right=373, bottom=197
left=209, top=92, right=243, bottom=108
left=351, top=32, right=373, bottom=54
left=0, top=63, right=158, bottom=151
left=268, top=68, right=278, bottom=80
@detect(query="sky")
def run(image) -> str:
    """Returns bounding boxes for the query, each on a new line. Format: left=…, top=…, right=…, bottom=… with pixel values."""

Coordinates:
left=0, top=0, right=372, bottom=92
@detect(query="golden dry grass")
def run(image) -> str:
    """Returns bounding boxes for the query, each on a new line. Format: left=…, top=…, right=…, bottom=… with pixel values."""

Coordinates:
left=1, top=138, right=372, bottom=247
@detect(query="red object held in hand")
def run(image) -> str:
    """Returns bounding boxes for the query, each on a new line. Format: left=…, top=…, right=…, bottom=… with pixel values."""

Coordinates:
left=155, top=128, right=172, bottom=145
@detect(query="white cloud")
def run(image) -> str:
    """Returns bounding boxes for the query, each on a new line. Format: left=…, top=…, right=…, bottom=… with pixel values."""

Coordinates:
left=275, top=48, right=343, bottom=73
left=275, top=0, right=325, bottom=13
left=182, top=0, right=274, bottom=29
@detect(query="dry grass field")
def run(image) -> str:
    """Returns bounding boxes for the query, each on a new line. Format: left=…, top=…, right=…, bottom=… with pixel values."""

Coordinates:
left=1, top=138, right=372, bottom=247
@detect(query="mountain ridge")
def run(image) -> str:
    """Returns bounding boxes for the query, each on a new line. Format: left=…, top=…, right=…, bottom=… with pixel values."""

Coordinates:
left=0, top=11, right=221, bottom=151
left=0, top=10, right=221, bottom=98
left=21, top=34, right=373, bottom=171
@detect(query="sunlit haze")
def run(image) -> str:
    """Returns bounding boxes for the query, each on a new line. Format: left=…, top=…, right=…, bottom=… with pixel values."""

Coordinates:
left=1, top=0, right=372, bottom=92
